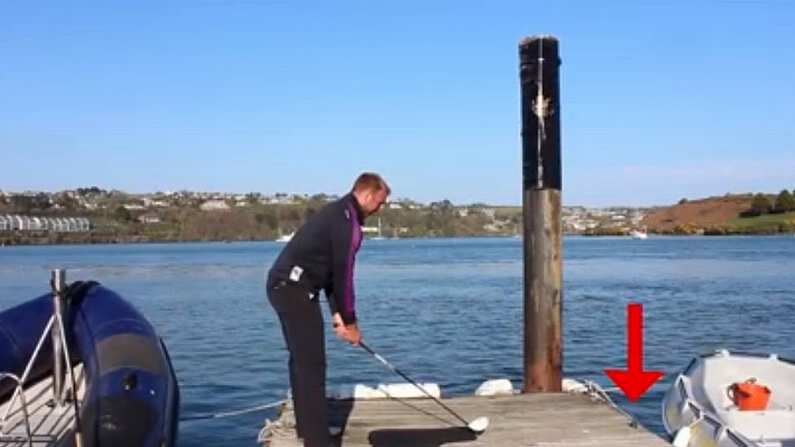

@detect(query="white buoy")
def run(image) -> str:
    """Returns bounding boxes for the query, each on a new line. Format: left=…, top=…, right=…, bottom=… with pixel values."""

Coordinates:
left=328, top=383, right=441, bottom=400
left=467, top=416, right=490, bottom=434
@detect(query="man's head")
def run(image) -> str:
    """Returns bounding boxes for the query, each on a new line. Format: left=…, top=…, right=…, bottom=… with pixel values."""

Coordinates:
left=351, top=173, right=390, bottom=217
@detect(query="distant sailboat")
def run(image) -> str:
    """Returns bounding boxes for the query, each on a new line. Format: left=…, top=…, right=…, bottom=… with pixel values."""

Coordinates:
left=275, top=231, right=294, bottom=243
left=371, top=218, right=386, bottom=240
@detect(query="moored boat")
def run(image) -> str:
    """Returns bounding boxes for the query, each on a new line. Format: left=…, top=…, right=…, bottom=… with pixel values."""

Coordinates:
left=0, top=272, right=179, bottom=446
left=662, top=349, right=795, bottom=447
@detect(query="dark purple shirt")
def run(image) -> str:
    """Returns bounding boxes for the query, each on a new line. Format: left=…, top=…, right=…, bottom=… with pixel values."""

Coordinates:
left=268, top=193, right=364, bottom=324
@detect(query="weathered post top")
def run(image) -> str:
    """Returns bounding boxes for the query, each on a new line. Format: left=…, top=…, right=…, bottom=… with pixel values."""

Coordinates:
left=520, top=35, right=562, bottom=191
left=519, top=35, right=563, bottom=393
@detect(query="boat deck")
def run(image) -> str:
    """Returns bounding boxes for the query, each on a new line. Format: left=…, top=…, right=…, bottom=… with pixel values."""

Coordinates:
left=261, top=391, right=672, bottom=447
left=0, top=365, right=84, bottom=446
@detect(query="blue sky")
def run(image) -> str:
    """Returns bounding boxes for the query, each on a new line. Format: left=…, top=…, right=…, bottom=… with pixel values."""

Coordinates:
left=2, top=1, right=793, bottom=206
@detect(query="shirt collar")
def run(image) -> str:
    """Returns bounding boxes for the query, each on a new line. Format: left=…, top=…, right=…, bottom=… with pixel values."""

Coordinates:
left=347, top=193, right=366, bottom=225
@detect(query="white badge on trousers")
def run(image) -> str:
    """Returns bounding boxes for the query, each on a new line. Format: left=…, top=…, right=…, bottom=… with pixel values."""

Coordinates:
left=289, top=265, right=304, bottom=282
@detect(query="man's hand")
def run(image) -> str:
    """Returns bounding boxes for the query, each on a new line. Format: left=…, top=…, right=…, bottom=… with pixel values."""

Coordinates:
left=344, top=323, right=362, bottom=346
left=332, top=313, right=362, bottom=346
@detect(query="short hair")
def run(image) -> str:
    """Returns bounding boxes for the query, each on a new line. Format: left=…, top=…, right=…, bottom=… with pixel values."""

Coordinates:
left=352, top=172, right=390, bottom=195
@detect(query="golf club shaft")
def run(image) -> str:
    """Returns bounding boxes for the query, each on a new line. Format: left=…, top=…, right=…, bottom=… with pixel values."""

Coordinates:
left=359, top=341, right=470, bottom=426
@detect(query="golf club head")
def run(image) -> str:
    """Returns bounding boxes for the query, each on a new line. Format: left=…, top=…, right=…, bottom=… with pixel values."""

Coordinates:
left=467, top=416, right=489, bottom=434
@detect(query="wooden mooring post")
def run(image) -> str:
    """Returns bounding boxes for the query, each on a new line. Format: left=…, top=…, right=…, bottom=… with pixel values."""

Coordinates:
left=520, top=35, right=563, bottom=393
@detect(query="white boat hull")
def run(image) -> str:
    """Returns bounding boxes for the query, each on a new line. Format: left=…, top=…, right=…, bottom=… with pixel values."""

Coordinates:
left=662, top=350, right=795, bottom=447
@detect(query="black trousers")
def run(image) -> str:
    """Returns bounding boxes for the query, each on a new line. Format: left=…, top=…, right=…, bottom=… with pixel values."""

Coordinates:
left=267, top=281, right=329, bottom=447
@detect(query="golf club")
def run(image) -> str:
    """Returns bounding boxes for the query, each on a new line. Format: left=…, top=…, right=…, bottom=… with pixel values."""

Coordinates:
left=359, top=340, right=489, bottom=434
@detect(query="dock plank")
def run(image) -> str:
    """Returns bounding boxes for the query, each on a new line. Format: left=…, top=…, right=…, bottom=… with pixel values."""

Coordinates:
left=263, top=393, right=671, bottom=446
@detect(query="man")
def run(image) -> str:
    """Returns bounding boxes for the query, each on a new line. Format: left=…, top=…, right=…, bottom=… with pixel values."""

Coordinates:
left=266, top=173, right=390, bottom=447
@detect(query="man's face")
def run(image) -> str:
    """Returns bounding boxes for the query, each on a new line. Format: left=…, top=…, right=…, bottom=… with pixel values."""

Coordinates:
left=363, top=188, right=388, bottom=217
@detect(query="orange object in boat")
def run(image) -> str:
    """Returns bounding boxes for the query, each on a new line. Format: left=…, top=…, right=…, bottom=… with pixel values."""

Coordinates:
left=728, top=378, right=771, bottom=411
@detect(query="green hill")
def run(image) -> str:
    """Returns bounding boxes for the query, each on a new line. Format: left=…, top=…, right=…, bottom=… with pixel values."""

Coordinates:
left=727, top=211, right=795, bottom=234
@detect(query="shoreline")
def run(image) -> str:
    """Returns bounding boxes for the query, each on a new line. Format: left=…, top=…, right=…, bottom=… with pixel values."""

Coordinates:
left=2, top=232, right=794, bottom=247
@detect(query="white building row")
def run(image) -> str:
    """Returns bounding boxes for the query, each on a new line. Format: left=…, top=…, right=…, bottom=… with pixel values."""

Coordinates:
left=0, top=215, right=91, bottom=232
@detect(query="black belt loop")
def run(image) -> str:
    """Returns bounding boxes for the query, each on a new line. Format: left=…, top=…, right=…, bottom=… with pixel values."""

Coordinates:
left=272, top=279, right=317, bottom=301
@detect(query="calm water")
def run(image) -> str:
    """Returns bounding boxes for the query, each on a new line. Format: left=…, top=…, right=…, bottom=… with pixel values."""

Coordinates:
left=1, top=236, right=794, bottom=445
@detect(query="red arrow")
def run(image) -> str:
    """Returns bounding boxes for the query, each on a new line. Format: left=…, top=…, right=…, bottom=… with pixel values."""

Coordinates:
left=604, top=303, right=664, bottom=401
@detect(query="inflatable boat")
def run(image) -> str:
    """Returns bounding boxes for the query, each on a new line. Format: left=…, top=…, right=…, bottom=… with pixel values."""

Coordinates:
left=0, top=276, right=179, bottom=446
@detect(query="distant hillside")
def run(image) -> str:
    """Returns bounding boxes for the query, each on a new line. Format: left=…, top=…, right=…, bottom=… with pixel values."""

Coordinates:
left=642, top=194, right=754, bottom=232
left=642, top=193, right=795, bottom=234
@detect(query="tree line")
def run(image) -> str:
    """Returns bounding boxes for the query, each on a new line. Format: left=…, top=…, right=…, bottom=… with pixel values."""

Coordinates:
left=745, top=189, right=795, bottom=217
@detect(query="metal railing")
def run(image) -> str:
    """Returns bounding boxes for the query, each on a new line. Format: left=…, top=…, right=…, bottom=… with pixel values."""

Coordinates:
left=0, top=270, right=84, bottom=447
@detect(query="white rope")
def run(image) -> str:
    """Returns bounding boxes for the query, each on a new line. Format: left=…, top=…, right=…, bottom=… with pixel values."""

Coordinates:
left=580, top=379, right=641, bottom=428
left=180, top=399, right=287, bottom=422
left=258, top=417, right=291, bottom=444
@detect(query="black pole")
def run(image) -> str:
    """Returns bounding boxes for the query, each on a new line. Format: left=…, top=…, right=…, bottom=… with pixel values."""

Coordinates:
left=519, top=35, right=562, bottom=393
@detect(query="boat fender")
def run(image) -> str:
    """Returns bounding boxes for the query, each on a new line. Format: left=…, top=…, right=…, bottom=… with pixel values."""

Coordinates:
left=672, top=426, right=691, bottom=447
left=475, top=379, right=514, bottom=396
left=561, top=378, right=588, bottom=394
left=672, top=414, right=703, bottom=447
left=377, top=383, right=441, bottom=399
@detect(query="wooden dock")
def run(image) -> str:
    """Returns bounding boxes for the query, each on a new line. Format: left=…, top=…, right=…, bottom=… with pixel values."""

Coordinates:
left=262, top=392, right=672, bottom=446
